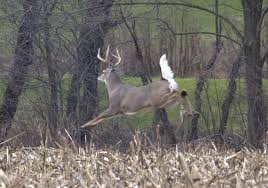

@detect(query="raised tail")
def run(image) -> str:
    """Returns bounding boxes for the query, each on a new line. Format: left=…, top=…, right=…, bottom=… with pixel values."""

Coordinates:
left=159, top=54, right=178, bottom=92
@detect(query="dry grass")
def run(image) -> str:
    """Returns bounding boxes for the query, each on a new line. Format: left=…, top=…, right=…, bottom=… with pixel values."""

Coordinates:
left=1, top=137, right=268, bottom=188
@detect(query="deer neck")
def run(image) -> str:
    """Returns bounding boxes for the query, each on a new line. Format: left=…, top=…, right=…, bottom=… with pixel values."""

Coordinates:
left=105, top=72, right=122, bottom=93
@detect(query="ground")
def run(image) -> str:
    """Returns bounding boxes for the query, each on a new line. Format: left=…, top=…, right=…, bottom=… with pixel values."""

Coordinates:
left=0, top=141, right=268, bottom=187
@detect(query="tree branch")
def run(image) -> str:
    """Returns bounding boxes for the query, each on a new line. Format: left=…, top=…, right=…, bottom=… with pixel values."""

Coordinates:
left=258, top=5, right=268, bottom=32
left=174, top=32, right=240, bottom=45
left=261, top=47, right=268, bottom=65
left=156, top=18, right=240, bottom=45
left=69, top=1, right=244, bottom=41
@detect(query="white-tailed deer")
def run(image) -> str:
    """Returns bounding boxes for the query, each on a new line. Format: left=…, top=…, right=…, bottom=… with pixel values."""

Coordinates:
left=81, top=47, right=193, bottom=128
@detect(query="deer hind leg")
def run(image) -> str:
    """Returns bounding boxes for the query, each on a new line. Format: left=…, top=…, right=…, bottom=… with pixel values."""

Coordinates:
left=159, top=92, right=178, bottom=108
left=81, top=107, right=120, bottom=128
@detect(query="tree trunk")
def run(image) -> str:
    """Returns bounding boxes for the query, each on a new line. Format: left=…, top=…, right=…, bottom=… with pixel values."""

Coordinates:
left=125, top=20, right=152, bottom=84
left=153, top=109, right=170, bottom=128
left=219, top=50, right=243, bottom=134
left=66, top=1, right=114, bottom=129
left=0, top=0, right=38, bottom=136
left=66, top=70, right=81, bottom=123
left=215, top=0, right=221, bottom=52
left=242, top=0, right=267, bottom=148
left=43, top=0, right=59, bottom=134
left=78, top=26, right=103, bottom=124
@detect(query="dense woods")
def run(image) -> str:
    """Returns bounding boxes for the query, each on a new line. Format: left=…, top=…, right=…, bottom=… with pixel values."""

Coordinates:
left=0, top=1, right=268, bottom=186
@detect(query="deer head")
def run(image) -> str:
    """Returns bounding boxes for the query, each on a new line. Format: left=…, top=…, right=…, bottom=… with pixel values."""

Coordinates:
left=97, top=46, right=121, bottom=81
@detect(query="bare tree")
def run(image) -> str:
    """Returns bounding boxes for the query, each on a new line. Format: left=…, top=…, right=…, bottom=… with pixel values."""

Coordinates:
left=66, top=1, right=115, bottom=134
left=0, top=0, right=39, bottom=136
left=242, top=0, right=267, bottom=147
left=189, top=0, right=222, bottom=140
left=189, top=45, right=222, bottom=140
left=219, top=49, right=243, bottom=134
left=42, top=0, right=59, bottom=134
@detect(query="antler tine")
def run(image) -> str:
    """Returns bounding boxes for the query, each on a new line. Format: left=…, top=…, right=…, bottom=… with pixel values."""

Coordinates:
left=105, top=45, right=110, bottom=61
left=97, top=45, right=110, bottom=62
left=111, top=48, right=121, bottom=66
left=97, top=48, right=106, bottom=62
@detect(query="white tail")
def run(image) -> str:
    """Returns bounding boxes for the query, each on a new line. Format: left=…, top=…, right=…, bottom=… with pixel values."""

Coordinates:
left=159, top=54, right=178, bottom=92
left=81, top=49, right=192, bottom=128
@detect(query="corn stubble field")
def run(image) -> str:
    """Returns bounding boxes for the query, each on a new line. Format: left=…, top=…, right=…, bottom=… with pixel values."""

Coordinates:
left=0, top=136, right=268, bottom=188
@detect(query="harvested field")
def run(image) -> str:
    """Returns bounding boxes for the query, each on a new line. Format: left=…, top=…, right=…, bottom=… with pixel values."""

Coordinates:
left=0, top=141, right=268, bottom=188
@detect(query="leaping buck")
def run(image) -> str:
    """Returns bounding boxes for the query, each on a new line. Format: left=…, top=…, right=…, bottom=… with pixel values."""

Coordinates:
left=81, top=46, right=193, bottom=128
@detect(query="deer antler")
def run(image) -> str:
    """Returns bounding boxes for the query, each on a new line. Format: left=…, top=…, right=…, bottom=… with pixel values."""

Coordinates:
left=111, top=48, right=121, bottom=66
left=97, top=45, right=110, bottom=62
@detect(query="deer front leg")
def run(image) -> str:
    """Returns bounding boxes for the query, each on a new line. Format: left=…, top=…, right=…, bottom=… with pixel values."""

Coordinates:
left=81, top=107, right=120, bottom=128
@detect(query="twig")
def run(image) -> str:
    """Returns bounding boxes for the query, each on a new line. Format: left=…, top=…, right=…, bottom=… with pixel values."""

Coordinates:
left=0, top=131, right=25, bottom=146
